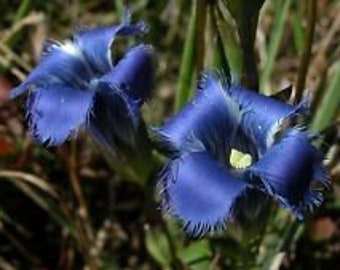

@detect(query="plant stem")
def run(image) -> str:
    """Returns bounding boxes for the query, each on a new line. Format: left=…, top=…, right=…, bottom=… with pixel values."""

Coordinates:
left=195, top=0, right=208, bottom=76
left=237, top=15, right=260, bottom=91
left=295, top=0, right=317, bottom=102
left=67, top=141, right=98, bottom=269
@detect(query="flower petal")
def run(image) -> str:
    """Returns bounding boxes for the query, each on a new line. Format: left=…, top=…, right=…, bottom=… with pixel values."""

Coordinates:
left=11, top=11, right=147, bottom=99
left=26, top=86, right=94, bottom=145
left=73, top=11, right=147, bottom=74
left=87, top=81, right=140, bottom=152
left=229, top=85, right=309, bottom=155
left=157, top=73, right=243, bottom=163
left=97, top=44, right=155, bottom=104
left=248, top=129, right=329, bottom=218
left=159, top=151, right=247, bottom=236
left=11, top=41, right=91, bottom=98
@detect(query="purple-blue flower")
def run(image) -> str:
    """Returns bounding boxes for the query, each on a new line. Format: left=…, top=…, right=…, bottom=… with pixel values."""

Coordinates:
left=11, top=11, right=155, bottom=150
left=157, top=73, right=329, bottom=235
left=157, top=73, right=254, bottom=234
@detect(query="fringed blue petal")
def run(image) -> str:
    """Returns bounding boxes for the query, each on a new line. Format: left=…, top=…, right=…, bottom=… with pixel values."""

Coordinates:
left=26, top=86, right=94, bottom=146
left=229, top=85, right=309, bottom=156
left=73, top=11, right=147, bottom=74
left=158, top=73, right=243, bottom=163
left=11, top=11, right=147, bottom=99
left=248, top=129, right=329, bottom=218
left=98, top=44, right=155, bottom=104
left=87, top=81, right=140, bottom=152
left=159, top=152, right=247, bottom=236
left=11, top=42, right=91, bottom=98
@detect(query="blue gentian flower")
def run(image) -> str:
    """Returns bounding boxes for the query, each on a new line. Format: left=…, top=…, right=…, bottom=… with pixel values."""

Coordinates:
left=157, top=72, right=329, bottom=235
left=11, top=11, right=155, bottom=150
left=157, top=73, right=255, bottom=235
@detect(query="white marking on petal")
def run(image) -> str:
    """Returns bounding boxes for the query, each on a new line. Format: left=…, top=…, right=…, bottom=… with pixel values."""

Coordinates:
left=266, top=121, right=280, bottom=149
left=60, top=41, right=83, bottom=58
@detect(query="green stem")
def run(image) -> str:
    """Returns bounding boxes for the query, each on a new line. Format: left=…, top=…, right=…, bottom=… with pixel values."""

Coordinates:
left=237, top=16, right=259, bottom=90
left=195, top=0, right=208, bottom=76
left=295, top=0, right=317, bottom=101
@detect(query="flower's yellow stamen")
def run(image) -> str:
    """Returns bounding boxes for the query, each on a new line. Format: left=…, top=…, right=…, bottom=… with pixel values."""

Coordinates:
left=229, top=149, right=252, bottom=168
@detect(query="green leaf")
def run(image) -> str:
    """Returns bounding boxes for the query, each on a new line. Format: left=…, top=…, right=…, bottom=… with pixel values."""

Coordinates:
left=101, top=253, right=120, bottom=270
left=311, top=62, right=340, bottom=131
left=179, top=240, right=212, bottom=269
left=213, top=5, right=243, bottom=79
left=145, top=226, right=172, bottom=268
left=292, top=2, right=305, bottom=54
left=174, top=2, right=197, bottom=111
left=260, top=0, right=292, bottom=92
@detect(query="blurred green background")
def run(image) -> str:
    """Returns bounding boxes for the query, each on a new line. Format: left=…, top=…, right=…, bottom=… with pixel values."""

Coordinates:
left=0, top=0, right=339, bottom=269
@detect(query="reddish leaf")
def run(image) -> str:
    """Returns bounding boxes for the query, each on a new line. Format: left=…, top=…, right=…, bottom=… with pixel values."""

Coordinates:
left=0, top=76, right=12, bottom=102
left=0, top=136, right=13, bottom=155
